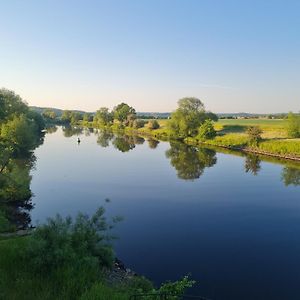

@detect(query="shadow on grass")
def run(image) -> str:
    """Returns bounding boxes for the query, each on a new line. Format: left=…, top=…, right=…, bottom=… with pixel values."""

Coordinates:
left=218, top=125, right=247, bottom=135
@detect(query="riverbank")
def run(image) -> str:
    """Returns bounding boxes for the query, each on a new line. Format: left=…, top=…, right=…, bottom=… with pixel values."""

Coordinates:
left=81, top=120, right=300, bottom=162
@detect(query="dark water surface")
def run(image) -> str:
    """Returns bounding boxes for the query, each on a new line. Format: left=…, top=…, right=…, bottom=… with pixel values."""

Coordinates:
left=31, top=127, right=300, bottom=300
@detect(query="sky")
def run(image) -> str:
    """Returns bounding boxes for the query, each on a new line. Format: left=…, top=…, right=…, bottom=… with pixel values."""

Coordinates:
left=0, top=0, right=299, bottom=113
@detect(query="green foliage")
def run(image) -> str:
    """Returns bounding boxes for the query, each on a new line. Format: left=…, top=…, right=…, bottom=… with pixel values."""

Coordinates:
left=26, top=207, right=119, bottom=273
left=133, top=119, right=146, bottom=129
left=197, top=119, right=216, bottom=140
left=286, top=112, right=300, bottom=138
left=147, top=119, right=160, bottom=130
left=42, top=109, right=57, bottom=120
left=94, top=107, right=113, bottom=126
left=158, top=275, right=196, bottom=298
left=246, top=126, right=263, bottom=146
left=0, top=88, right=28, bottom=122
left=83, top=113, right=93, bottom=122
left=258, top=139, right=300, bottom=157
left=113, top=103, right=136, bottom=123
left=70, top=112, right=83, bottom=125
left=0, top=114, right=38, bottom=153
left=61, top=110, right=72, bottom=123
left=169, top=97, right=207, bottom=139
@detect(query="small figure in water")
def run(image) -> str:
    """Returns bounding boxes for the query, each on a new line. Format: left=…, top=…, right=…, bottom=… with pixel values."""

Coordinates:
left=77, top=137, right=81, bottom=144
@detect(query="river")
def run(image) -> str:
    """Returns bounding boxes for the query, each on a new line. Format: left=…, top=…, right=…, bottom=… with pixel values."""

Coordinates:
left=30, top=126, right=300, bottom=300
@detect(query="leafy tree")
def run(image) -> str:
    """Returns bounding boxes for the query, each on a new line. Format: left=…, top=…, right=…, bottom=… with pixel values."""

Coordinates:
left=0, top=88, right=28, bottom=122
left=113, top=103, right=136, bottom=123
left=169, top=97, right=206, bottom=139
left=61, top=110, right=72, bottom=123
left=70, top=112, right=83, bottom=124
left=197, top=119, right=216, bottom=140
left=83, top=113, right=93, bottom=122
left=247, top=126, right=263, bottom=146
left=94, top=107, right=113, bottom=126
left=147, top=120, right=160, bottom=130
left=42, top=109, right=57, bottom=120
left=286, top=112, right=300, bottom=138
left=166, top=142, right=217, bottom=180
left=0, top=115, right=37, bottom=153
left=124, top=113, right=136, bottom=127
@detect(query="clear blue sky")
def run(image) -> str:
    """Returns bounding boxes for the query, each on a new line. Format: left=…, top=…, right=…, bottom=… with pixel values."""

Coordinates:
left=1, top=0, right=299, bottom=113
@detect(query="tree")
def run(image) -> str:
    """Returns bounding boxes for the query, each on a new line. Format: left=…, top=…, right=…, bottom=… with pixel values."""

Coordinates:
left=42, top=109, right=57, bottom=120
left=247, top=126, right=263, bottom=146
left=1, top=114, right=37, bottom=153
left=83, top=113, right=93, bottom=122
left=169, top=97, right=207, bottom=139
left=94, top=107, right=113, bottom=126
left=286, top=112, right=300, bottom=138
left=147, top=120, right=160, bottom=130
left=113, top=103, right=136, bottom=123
left=0, top=88, right=28, bottom=122
left=197, top=119, right=216, bottom=140
left=70, top=112, right=83, bottom=125
left=61, top=110, right=72, bottom=123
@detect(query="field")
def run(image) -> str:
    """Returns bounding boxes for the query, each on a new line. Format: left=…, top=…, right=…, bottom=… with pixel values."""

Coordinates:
left=215, top=119, right=288, bottom=139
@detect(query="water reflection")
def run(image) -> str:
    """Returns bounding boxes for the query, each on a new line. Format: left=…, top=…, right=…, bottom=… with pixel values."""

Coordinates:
left=165, top=142, right=217, bottom=180
left=147, top=138, right=160, bottom=149
left=62, top=126, right=83, bottom=137
left=244, top=154, right=261, bottom=175
left=282, top=167, right=300, bottom=186
left=112, top=135, right=136, bottom=152
left=0, top=155, right=35, bottom=229
left=97, top=130, right=114, bottom=147
left=45, top=125, right=58, bottom=134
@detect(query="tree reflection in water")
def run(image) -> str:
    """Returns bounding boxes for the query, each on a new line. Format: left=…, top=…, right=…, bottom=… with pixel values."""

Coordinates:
left=97, top=130, right=114, bottom=148
left=166, top=142, right=217, bottom=180
left=148, top=138, right=160, bottom=149
left=62, top=126, right=83, bottom=137
left=244, top=154, right=261, bottom=175
left=0, top=154, right=35, bottom=230
left=281, top=167, right=300, bottom=186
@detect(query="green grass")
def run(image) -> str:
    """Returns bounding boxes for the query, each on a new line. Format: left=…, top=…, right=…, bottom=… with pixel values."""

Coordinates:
left=258, top=139, right=300, bottom=157
left=0, top=237, right=137, bottom=300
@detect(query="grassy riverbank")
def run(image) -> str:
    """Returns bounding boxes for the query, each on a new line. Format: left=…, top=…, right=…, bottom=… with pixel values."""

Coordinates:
left=81, top=118, right=300, bottom=160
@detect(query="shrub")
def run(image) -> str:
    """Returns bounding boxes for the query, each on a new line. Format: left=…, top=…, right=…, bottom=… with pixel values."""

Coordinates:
left=147, top=120, right=160, bottom=130
left=26, top=207, right=121, bottom=273
left=247, top=126, right=263, bottom=146
left=197, top=119, right=216, bottom=140
left=133, top=119, right=146, bottom=129
left=286, top=112, right=300, bottom=138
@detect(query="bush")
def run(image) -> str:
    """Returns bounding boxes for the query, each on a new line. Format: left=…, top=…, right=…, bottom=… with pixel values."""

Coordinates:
left=197, top=119, right=216, bottom=140
left=286, top=112, right=300, bottom=138
left=26, top=207, right=121, bottom=273
left=133, top=119, right=146, bottom=129
left=247, top=126, right=263, bottom=146
left=147, top=120, right=160, bottom=130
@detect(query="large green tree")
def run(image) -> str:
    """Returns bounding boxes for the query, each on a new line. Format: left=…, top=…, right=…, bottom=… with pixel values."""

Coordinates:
left=169, top=97, right=209, bottom=139
left=113, top=103, right=136, bottom=123
left=94, top=107, right=113, bottom=126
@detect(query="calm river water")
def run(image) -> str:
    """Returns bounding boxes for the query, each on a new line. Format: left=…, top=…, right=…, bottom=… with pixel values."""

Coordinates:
left=30, top=126, right=300, bottom=300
